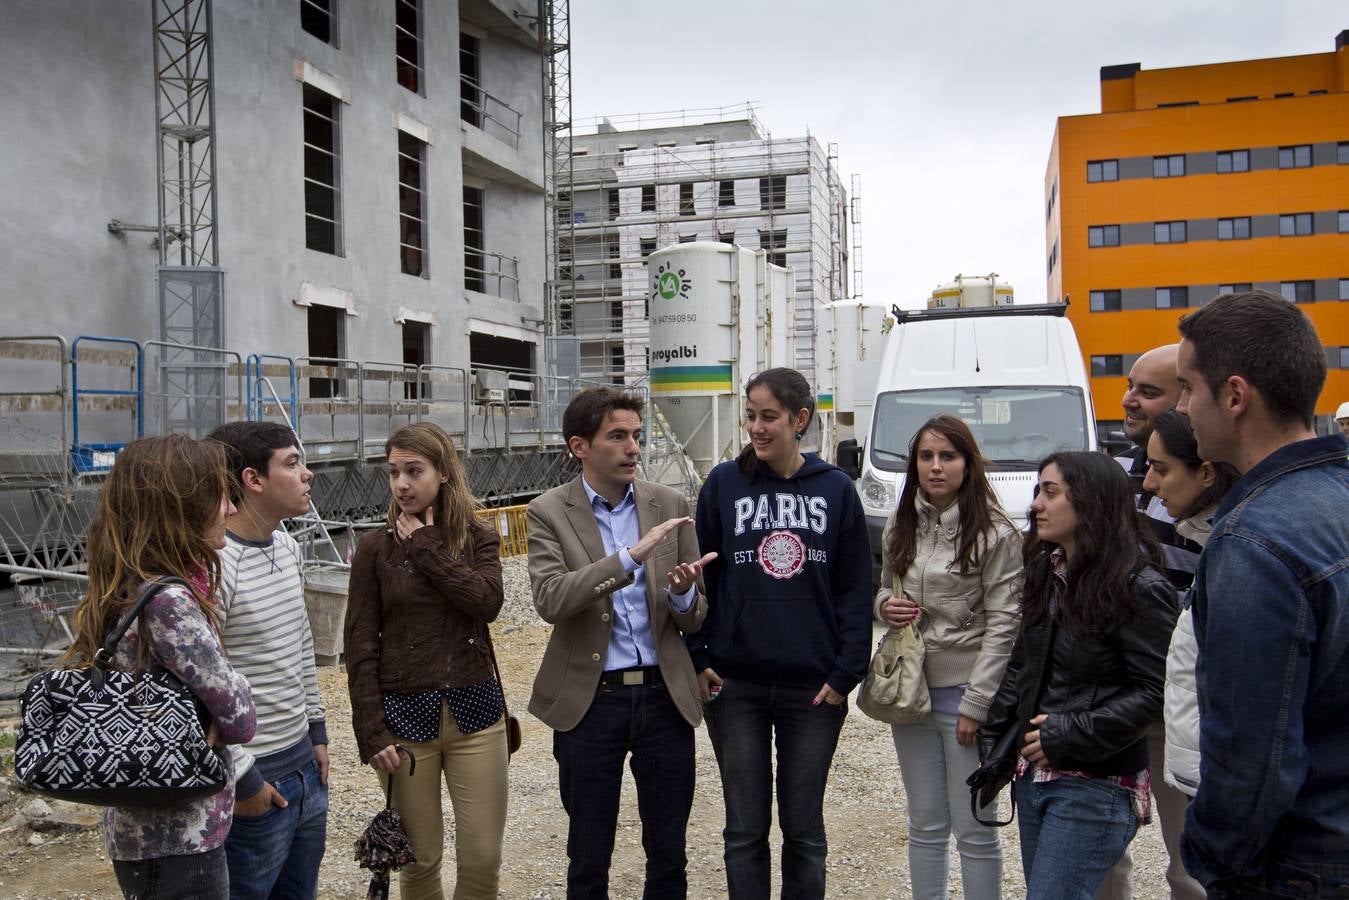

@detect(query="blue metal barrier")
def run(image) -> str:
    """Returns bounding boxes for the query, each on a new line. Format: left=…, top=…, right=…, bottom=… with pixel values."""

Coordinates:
left=71, top=335, right=143, bottom=474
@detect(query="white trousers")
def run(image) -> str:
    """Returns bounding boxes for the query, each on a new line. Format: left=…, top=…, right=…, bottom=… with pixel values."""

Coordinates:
left=892, top=712, right=1002, bottom=900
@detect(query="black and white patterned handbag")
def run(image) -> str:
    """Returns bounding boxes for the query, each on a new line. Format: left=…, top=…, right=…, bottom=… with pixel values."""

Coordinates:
left=15, top=578, right=229, bottom=807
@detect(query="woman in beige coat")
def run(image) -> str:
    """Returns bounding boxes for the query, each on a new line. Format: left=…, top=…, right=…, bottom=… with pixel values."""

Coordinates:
left=875, top=414, right=1022, bottom=900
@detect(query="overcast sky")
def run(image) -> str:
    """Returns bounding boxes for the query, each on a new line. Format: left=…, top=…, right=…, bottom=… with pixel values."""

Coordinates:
left=569, top=2, right=1345, bottom=310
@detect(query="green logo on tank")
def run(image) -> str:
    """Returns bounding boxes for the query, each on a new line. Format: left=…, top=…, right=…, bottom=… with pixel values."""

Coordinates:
left=652, top=262, right=692, bottom=301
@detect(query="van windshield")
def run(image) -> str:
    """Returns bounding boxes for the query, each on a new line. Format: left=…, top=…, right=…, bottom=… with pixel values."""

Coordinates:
left=869, top=386, right=1090, bottom=471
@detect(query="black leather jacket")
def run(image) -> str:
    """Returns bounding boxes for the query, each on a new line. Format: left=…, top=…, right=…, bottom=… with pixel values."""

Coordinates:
left=978, top=566, right=1178, bottom=777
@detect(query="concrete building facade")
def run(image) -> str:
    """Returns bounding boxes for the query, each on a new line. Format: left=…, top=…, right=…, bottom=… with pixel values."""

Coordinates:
left=557, top=110, right=850, bottom=390
left=0, top=0, right=546, bottom=382
left=1046, top=30, right=1349, bottom=436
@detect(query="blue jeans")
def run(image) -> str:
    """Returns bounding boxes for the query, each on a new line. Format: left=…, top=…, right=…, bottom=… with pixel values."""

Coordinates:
left=553, top=679, right=695, bottom=900
left=704, top=678, right=847, bottom=900
left=225, top=759, right=328, bottom=900
left=1016, top=773, right=1138, bottom=900
left=113, top=846, right=229, bottom=900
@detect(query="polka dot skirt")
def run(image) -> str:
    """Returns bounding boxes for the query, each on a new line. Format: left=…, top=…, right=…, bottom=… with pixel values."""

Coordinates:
left=382, top=680, right=505, bottom=741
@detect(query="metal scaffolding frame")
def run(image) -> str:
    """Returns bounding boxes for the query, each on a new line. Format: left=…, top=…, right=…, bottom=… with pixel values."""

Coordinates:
left=541, top=0, right=575, bottom=340
left=153, top=0, right=219, bottom=268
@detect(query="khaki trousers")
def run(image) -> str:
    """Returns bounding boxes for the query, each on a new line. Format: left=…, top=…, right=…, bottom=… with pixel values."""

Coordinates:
left=1095, top=722, right=1204, bottom=900
left=380, top=705, right=509, bottom=900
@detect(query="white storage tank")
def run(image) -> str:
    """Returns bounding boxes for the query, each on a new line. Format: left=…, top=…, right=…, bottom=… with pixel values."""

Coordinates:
left=647, top=242, right=796, bottom=475
left=927, top=273, right=1014, bottom=310
left=827, top=301, right=890, bottom=444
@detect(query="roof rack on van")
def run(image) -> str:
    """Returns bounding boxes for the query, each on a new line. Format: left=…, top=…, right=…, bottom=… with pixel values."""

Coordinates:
left=889, top=302, right=1069, bottom=324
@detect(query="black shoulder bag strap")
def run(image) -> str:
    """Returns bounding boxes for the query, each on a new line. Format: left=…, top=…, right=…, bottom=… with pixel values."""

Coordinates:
left=90, top=576, right=191, bottom=689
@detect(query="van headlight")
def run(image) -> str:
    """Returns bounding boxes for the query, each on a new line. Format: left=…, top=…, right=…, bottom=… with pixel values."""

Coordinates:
left=860, top=470, right=894, bottom=515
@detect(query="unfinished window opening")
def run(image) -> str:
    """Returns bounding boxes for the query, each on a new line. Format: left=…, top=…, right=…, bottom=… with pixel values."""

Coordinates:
left=679, top=183, right=695, bottom=217
left=307, top=306, right=345, bottom=398
left=460, top=33, right=480, bottom=127
left=718, top=232, right=734, bottom=245
left=303, top=84, right=341, bottom=255
left=759, top=176, right=786, bottom=210
left=608, top=301, right=623, bottom=333
left=402, top=321, right=430, bottom=399
left=609, top=345, right=625, bottom=383
left=399, top=131, right=427, bottom=276
left=759, top=229, right=787, bottom=268
left=464, top=185, right=485, bottom=292
left=607, top=189, right=620, bottom=219
left=678, top=234, right=696, bottom=244
left=606, top=238, right=620, bottom=280
left=718, top=180, right=735, bottom=207
left=470, top=332, right=533, bottom=400
left=395, top=0, right=422, bottom=94
left=301, top=0, right=335, bottom=44
left=641, top=185, right=655, bottom=213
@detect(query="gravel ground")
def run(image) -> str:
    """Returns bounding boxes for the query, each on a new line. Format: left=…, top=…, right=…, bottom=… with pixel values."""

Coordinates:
left=0, top=557, right=1170, bottom=898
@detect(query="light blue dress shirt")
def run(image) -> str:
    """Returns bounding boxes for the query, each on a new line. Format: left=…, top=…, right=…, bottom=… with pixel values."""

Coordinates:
left=581, top=476, right=695, bottom=671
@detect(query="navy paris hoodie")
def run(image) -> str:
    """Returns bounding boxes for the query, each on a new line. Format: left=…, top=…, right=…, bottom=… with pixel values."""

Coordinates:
left=687, top=453, right=874, bottom=694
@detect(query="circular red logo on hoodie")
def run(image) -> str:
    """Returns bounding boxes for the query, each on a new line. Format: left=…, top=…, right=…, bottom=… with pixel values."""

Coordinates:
left=758, top=530, right=805, bottom=580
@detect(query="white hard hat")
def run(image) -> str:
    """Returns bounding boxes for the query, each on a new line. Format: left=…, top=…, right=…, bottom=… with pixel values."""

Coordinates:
left=1338, top=401, right=1349, bottom=421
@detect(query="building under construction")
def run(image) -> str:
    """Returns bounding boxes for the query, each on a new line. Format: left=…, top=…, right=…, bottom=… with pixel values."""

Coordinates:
left=553, top=106, right=856, bottom=391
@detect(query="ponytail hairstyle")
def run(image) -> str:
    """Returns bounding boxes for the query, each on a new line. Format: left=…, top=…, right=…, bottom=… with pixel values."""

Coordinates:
left=885, top=415, right=1012, bottom=578
left=1021, top=450, right=1162, bottom=637
left=385, top=422, right=479, bottom=555
left=65, top=435, right=229, bottom=666
left=736, top=367, right=815, bottom=480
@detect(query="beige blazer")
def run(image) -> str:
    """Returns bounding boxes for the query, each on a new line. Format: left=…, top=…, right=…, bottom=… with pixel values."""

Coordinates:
left=526, top=477, right=708, bottom=731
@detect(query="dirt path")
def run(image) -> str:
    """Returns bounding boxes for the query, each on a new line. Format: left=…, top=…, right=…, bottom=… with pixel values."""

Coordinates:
left=0, top=619, right=1169, bottom=898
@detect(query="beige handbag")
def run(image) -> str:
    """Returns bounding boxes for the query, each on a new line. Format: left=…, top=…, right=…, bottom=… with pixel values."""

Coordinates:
left=857, top=587, right=930, bottom=724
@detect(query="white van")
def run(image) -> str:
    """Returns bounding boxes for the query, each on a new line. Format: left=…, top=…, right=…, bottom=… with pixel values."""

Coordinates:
left=839, top=301, right=1099, bottom=584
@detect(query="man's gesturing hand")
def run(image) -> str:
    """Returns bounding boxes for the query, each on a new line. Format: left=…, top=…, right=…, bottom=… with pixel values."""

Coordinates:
left=628, top=516, right=693, bottom=564
left=667, top=552, right=718, bottom=595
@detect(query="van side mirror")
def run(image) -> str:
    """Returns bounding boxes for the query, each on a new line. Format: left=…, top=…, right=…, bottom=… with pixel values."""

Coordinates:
left=1099, top=430, right=1132, bottom=457
left=836, top=439, right=862, bottom=479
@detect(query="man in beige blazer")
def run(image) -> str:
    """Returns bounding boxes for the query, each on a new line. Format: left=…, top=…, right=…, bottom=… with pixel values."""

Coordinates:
left=528, top=387, right=714, bottom=900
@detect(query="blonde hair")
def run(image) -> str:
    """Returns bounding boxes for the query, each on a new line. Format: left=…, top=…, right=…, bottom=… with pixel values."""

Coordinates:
left=65, top=435, right=228, bottom=666
left=386, top=423, right=479, bottom=554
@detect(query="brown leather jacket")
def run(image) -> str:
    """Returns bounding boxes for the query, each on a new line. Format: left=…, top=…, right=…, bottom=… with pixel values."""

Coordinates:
left=343, top=520, right=504, bottom=762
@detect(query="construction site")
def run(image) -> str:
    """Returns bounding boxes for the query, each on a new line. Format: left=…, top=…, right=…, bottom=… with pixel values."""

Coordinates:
left=0, top=1, right=870, bottom=701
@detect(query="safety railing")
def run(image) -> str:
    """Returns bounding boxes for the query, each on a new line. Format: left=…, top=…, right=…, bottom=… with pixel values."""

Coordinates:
left=245, top=354, right=298, bottom=425
left=70, top=336, right=143, bottom=475
left=144, top=340, right=244, bottom=439
left=475, top=504, right=528, bottom=558
left=466, top=249, right=520, bottom=301
left=460, top=73, right=523, bottom=150
left=0, top=335, right=70, bottom=485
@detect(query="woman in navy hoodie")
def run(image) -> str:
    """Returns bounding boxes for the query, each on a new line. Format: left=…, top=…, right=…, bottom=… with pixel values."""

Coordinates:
left=689, top=367, right=873, bottom=900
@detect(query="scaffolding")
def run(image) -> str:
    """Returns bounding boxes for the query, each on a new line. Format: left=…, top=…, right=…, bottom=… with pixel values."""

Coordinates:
left=553, top=106, right=851, bottom=391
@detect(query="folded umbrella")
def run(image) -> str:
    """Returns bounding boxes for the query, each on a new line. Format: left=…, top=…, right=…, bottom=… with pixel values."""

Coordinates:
left=353, top=747, right=417, bottom=900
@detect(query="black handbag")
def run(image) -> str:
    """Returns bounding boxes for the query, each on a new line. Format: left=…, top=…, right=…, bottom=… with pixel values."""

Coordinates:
left=14, top=578, right=230, bottom=807
left=966, top=721, right=1020, bottom=827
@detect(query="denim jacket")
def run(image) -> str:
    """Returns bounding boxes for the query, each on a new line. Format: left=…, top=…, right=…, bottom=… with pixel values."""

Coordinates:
left=1180, top=434, right=1349, bottom=893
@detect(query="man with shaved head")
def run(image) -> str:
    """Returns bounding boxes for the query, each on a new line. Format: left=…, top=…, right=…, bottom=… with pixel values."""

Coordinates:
left=1118, top=344, right=1181, bottom=501
left=1100, top=342, right=1205, bottom=900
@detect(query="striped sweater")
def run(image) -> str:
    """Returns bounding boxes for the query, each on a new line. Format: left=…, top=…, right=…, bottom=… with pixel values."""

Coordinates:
left=219, top=529, right=327, bottom=799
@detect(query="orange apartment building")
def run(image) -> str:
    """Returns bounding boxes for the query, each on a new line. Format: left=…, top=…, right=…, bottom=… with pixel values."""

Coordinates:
left=1046, top=30, right=1349, bottom=438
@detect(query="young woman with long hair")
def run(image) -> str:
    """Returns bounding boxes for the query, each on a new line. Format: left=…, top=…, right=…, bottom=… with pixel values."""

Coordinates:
left=688, top=367, right=873, bottom=899
left=344, top=422, right=508, bottom=900
left=65, top=435, right=256, bottom=900
left=875, top=415, right=1021, bottom=900
left=1141, top=410, right=1238, bottom=799
left=980, top=451, right=1178, bottom=899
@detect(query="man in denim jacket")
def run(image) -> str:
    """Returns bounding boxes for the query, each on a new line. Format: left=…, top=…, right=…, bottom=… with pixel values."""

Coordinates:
left=1175, top=290, right=1349, bottom=896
